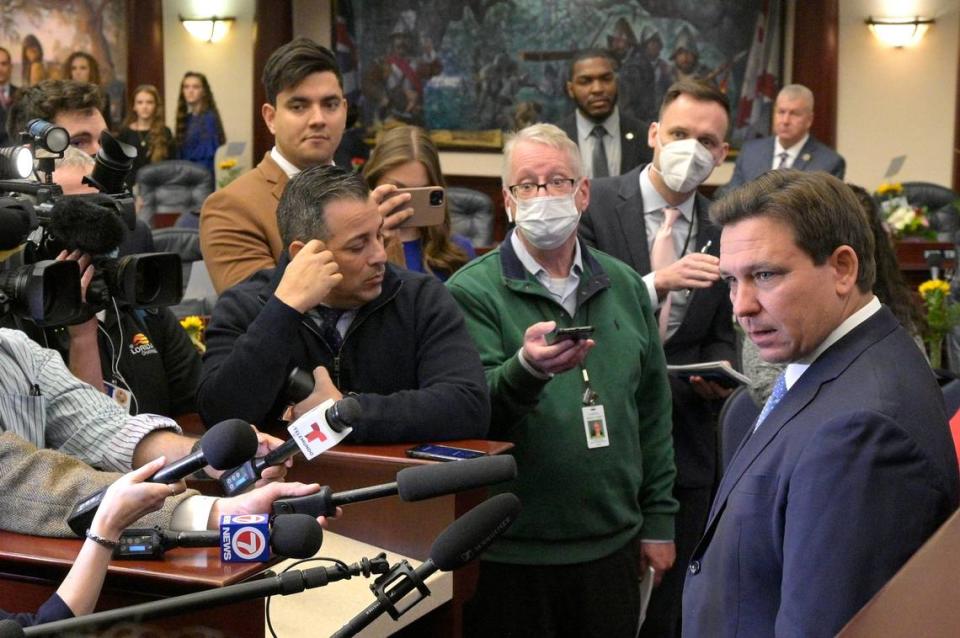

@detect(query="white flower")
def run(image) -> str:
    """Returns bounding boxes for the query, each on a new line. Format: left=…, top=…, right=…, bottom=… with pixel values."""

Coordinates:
left=886, top=205, right=916, bottom=231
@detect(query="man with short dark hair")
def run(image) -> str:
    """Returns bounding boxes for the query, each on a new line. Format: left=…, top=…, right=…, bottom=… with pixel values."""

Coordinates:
left=720, top=84, right=845, bottom=195
left=558, top=48, right=651, bottom=178
left=683, top=170, right=960, bottom=637
left=581, top=79, right=735, bottom=638
left=200, top=38, right=349, bottom=293
left=198, top=165, right=489, bottom=443
left=0, top=46, right=17, bottom=146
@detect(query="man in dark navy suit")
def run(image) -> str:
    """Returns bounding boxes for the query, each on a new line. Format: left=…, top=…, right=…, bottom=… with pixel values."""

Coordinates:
left=558, top=48, right=652, bottom=179
left=720, top=84, right=845, bottom=196
left=683, top=170, right=959, bottom=637
left=0, top=47, right=18, bottom=146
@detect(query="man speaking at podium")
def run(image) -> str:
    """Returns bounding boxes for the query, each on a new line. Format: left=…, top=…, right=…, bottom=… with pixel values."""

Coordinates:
left=683, top=171, right=960, bottom=637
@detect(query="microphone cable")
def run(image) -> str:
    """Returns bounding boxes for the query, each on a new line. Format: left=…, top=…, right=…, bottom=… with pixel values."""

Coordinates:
left=264, top=555, right=349, bottom=638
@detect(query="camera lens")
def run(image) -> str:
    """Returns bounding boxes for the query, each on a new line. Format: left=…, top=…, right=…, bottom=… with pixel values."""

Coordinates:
left=429, top=189, right=444, bottom=206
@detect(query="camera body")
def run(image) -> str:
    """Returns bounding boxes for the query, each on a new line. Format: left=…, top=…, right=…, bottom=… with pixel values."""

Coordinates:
left=0, top=125, right=183, bottom=326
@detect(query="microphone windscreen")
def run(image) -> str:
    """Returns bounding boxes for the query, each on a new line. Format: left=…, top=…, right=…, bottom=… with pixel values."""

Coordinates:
left=0, top=199, right=34, bottom=250
left=270, top=513, right=323, bottom=558
left=47, top=195, right=126, bottom=254
left=201, top=419, right=259, bottom=470
left=430, top=493, right=521, bottom=571
left=331, top=396, right=361, bottom=426
left=397, top=455, right=517, bottom=502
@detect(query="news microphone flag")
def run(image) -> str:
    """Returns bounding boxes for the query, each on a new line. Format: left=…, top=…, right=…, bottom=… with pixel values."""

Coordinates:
left=287, top=398, right=352, bottom=460
left=220, top=514, right=270, bottom=562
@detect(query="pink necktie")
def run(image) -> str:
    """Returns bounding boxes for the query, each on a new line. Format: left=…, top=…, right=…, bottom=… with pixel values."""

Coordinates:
left=651, top=207, right=680, bottom=341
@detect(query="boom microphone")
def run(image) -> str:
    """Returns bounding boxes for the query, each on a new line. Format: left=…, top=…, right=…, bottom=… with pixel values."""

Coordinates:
left=272, top=454, right=517, bottom=517
left=219, top=397, right=361, bottom=495
left=115, top=513, right=323, bottom=560
left=332, top=493, right=522, bottom=637
left=67, top=419, right=259, bottom=536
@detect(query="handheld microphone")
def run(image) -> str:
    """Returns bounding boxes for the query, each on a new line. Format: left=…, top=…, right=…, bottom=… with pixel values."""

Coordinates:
left=332, top=492, right=522, bottom=637
left=272, top=454, right=517, bottom=517
left=114, top=513, right=323, bottom=560
left=67, top=419, right=258, bottom=536
left=21, top=493, right=520, bottom=637
left=219, top=397, right=361, bottom=496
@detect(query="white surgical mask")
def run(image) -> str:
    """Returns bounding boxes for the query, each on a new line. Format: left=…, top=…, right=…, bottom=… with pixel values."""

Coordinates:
left=654, top=132, right=717, bottom=193
left=509, top=192, right=581, bottom=250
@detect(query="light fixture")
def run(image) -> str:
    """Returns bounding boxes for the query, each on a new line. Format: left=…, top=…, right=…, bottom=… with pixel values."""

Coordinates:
left=179, top=15, right=235, bottom=43
left=866, top=16, right=934, bottom=48
left=0, top=146, right=34, bottom=179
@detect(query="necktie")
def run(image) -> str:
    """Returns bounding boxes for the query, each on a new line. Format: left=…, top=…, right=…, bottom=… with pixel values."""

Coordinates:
left=753, top=373, right=787, bottom=433
left=650, top=207, right=681, bottom=341
left=590, top=125, right=609, bottom=178
left=776, top=151, right=790, bottom=169
left=315, top=306, right=345, bottom=352
left=0, top=87, right=8, bottom=109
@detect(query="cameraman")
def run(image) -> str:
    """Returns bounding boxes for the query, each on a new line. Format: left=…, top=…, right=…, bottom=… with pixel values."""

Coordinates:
left=46, top=148, right=201, bottom=417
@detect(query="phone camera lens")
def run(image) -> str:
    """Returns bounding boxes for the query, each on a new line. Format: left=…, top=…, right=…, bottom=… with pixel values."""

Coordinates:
left=429, top=190, right=444, bottom=206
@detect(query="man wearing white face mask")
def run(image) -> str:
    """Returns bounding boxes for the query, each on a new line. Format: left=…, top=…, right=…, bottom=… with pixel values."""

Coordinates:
left=448, top=123, right=677, bottom=638
left=580, top=80, right=735, bottom=638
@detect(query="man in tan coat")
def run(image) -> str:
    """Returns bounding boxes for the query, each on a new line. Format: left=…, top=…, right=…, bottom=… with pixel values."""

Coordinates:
left=200, top=38, right=348, bottom=293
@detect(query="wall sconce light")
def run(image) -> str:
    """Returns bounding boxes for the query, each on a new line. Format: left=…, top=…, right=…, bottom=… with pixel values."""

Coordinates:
left=865, top=16, right=934, bottom=48
left=179, top=15, right=235, bottom=43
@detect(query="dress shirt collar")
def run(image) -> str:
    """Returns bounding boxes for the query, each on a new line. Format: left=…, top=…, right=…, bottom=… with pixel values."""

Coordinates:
left=510, top=230, right=583, bottom=279
left=575, top=105, right=620, bottom=144
left=270, top=147, right=302, bottom=178
left=784, top=296, right=881, bottom=389
left=774, top=133, right=810, bottom=166
left=638, top=164, right=695, bottom=223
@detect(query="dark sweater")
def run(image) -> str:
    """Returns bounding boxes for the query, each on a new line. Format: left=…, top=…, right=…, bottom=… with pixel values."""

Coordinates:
left=198, top=257, right=490, bottom=442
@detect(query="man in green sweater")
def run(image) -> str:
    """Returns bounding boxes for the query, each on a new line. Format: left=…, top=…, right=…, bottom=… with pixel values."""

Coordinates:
left=447, top=123, right=677, bottom=637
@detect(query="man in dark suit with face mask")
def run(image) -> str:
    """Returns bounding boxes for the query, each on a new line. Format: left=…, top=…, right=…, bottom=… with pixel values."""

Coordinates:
left=580, top=79, right=736, bottom=638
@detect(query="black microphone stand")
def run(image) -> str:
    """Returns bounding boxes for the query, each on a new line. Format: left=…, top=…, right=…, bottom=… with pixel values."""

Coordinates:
left=22, top=555, right=390, bottom=636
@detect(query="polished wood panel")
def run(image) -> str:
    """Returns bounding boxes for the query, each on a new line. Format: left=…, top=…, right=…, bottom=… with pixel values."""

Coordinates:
left=253, top=0, right=293, bottom=161
left=126, top=0, right=165, bottom=101
left=895, top=239, right=955, bottom=288
left=0, top=533, right=278, bottom=636
left=792, top=0, right=839, bottom=148
left=953, top=15, right=960, bottom=192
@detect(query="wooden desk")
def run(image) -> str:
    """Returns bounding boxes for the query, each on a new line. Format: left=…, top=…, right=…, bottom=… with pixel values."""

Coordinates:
left=286, top=439, right=513, bottom=637
left=0, top=531, right=278, bottom=636
left=895, top=239, right=956, bottom=288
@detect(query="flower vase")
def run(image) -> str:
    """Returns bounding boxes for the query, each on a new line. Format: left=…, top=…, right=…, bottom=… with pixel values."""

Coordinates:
left=928, top=335, right=944, bottom=369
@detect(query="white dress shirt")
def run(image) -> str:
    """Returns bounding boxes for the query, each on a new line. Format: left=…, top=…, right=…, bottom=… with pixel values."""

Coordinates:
left=575, top=107, right=622, bottom=178
left=772, top=133, right=810, bottom=170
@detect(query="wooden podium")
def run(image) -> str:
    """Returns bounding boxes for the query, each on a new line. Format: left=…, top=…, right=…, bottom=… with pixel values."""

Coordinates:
left=286, top=439, right=513, bottom=636
left=0, top=532, right=279, bottom=635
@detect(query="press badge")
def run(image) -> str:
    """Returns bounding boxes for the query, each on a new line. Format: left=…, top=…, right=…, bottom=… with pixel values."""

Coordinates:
left=582, top=404, right=609, bottom=449
left=103, top=381, right=132, bottom=414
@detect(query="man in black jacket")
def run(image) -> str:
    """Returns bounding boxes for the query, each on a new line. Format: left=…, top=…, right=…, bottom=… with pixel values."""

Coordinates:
left=198, top=165, right=490, bottom=442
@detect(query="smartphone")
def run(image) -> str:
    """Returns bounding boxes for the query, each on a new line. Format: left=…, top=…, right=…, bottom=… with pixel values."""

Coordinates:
left=406, top=443, right=487, bottom=462
left=545, top=325, right=595, bottom=345
left=394, top=186, right=446, bottom=227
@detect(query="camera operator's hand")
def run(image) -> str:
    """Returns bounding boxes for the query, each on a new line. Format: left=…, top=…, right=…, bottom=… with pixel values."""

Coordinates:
left=372, top=183, right=414, bottom=238
left=57, top=249, right=104, bottom=391
left=274, top=239, right=343, bottom=313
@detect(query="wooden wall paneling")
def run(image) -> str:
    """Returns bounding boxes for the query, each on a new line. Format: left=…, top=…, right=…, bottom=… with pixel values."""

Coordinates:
left=953, top=13, right=960, bottom=192
left=125, top=0, right=165, bottom=102
left=791, top=0, right=839, bottom=148
left=253, top=0, right=293, bottom=161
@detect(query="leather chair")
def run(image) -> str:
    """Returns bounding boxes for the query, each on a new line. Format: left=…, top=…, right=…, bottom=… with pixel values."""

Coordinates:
left=901, top=182, right=960, bottom=239
left=718, top=385, right=761, bottom=473
left=137, top=160, right=214, bottom=228
left=447, top=186, right=494, bottom=249
left=151, top=227, right=217, bottom=317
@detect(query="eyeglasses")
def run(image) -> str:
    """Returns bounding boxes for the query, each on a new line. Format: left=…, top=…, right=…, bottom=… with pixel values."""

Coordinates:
left=508, top=177, right=577, bottom=199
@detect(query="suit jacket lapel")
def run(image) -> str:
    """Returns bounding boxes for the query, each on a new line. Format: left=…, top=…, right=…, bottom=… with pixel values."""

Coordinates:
left=613, top=172, right=651, bottom=273
left=258, top=152, right=290, bottom=201
left=792, top=138, right=817, bottom=171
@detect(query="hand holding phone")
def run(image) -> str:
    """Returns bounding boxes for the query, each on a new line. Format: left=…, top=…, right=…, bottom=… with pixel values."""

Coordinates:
left=544, top=325, right=595, bottom=345
left=393, top=186, right=446, bottom=228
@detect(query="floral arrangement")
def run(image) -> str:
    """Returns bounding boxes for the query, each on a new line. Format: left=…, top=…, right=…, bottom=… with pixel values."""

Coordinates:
left=217, top=158, right=243, bottom=189
left=179, top=315, right=206, bottom=354
left=350, top=156, right=366, bottom=173
left=918, top=279, right=960, bottom=369
left=876, top=182, right=933, bottom=239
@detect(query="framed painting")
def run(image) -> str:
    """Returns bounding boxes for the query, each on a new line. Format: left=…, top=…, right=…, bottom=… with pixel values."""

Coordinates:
left=335, top=0, right=783, bottom=149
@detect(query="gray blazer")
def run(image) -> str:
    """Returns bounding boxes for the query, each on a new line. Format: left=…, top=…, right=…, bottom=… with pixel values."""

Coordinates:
left=720, top=135, right=845, bottom=195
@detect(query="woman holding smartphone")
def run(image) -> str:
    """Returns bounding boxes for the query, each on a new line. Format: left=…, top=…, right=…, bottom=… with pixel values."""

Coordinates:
left=363, top=125, right=474, bottom=281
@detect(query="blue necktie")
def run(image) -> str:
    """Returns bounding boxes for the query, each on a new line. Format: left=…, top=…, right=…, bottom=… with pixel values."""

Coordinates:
left=315, top=306, right=345, bottom=352
left=753, top=373, right=787, bottom=433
